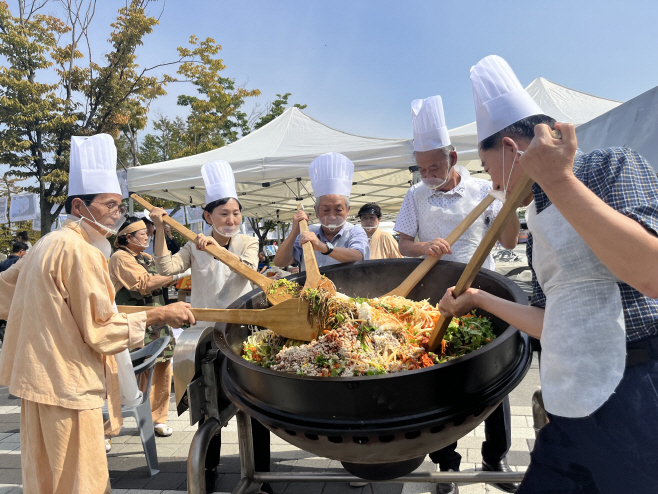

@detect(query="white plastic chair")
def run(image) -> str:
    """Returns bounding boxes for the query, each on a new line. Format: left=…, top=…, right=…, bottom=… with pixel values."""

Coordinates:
left=103, top=335, right=171, bottom=476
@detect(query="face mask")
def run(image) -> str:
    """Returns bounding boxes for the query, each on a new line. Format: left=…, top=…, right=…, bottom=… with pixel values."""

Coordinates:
left=421, top=162, right=452, bottom=190
left=79, top=203, right=126, bottom=237
left=68, top=214, right=112, bottom=258
left=361, top=226, right=378, bottom=231
left=489, top=143, right=523, bottom=203
left=320, top=216, right=346, bottom=233
left=128, top=236, right=150, bottom=248
left=210, top=218, right=241, bottom=238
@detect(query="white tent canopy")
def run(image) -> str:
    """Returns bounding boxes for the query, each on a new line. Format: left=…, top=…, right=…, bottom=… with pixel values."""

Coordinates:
left=128, top=77, right=621, bottom=221
left=576, top=85, right=658, bottom=172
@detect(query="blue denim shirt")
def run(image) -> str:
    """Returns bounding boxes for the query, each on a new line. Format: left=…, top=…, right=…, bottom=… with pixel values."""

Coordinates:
left=293, top=222, right=369, bottom=270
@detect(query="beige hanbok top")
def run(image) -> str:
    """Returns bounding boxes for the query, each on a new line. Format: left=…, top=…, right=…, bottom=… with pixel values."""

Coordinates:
left=368, top=228, right=403, bottom=260
left=0, top=221, right=147, bottom=410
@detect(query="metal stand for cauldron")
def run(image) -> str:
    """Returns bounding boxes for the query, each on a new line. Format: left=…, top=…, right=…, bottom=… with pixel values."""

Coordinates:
left=187, top=411, right=527, bottom=494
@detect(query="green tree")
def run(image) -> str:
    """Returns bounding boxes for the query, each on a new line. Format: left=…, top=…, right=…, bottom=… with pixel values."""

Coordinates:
left=252, top=93, right=307, bottom=131
left=138, top=114, right=186, bottom=164
left=0, top=1, right=74, bottom=232
left=247, top=217, right=278, bottom=253
left=170, top=36, right=261, bottom=157
left=0, top=1, right=208, bottom=232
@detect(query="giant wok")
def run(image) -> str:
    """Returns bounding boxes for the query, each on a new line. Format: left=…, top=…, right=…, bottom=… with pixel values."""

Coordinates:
left=215, top=259, right=532, bottom=480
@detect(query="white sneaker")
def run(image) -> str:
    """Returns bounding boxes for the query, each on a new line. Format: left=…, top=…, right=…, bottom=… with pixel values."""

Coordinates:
left=154, top=423, right=173, bottom=437
left=105, top=437, right=112, bottom=453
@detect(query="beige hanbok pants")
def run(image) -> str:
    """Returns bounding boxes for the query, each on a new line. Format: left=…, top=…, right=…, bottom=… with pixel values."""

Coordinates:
left=139, top=359, right=172, bottom=425
left=21, top=399, right=111, bottom=494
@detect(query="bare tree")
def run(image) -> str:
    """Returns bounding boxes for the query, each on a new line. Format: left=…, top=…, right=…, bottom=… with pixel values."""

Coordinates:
left=17, top=0, right=49, bottom=23
left=60, top=0, right=97, bottom=101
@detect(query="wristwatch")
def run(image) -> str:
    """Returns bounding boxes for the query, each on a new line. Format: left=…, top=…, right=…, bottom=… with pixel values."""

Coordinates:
left=322, top=241, right=334, bottom=255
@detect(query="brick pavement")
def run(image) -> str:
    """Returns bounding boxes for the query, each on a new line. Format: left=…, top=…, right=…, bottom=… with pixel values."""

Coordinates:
left=0, top=350, right=539, bottom=494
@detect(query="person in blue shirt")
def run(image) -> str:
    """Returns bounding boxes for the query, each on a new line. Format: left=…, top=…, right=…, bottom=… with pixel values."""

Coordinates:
left=0, top=242, right=28, bottom=273
left=274, top=153, right=368, bottom=270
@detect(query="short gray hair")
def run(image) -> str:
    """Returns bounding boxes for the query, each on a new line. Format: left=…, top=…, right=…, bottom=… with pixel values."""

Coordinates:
left=413, top=144, right=455, bottom=164
left=314, top=195, right=350, bottom=210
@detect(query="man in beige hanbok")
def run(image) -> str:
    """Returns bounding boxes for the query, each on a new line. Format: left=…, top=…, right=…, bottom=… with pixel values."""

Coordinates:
left=0, top=134, right=195, bottom=494
left=357, top=203, right=403, bottom=260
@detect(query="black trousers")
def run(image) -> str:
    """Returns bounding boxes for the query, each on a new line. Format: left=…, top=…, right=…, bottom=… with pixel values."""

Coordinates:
left=205, top=417, right=271, bottom=473
left=429, top=395, right=512, bottom=470
left=517, top=358, right=658, bottom=494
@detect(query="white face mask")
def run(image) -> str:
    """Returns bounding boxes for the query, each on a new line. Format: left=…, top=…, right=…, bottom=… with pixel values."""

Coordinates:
left=319, top=216, right=346, bottom=233
left=362, top=226, right=378, bottom=231
left=68, top=214, right=112, bottom=258
left=420, top=162, right=452, bottom=190
left=79, top=203, right=126, bottom=237
left=128, top=235, right=150, bottom=248
left=210, top=219, right=241, bottom=238
left=489, top=144, right=523, bottom=204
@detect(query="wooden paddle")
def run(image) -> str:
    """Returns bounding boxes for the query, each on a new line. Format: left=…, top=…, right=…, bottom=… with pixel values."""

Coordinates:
left=385, top=194, right=495, bottom=298
left=130, top=194, right=297, bottom=305
left=297, top=204, right=337, bottom=295
left=117, top=298, right=319, bottom=341
left=427, top=129, right=562, bottom=352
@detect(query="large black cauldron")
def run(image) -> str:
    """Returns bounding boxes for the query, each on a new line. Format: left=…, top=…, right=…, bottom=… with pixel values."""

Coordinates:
left=216, top=259, right=531, bottom=480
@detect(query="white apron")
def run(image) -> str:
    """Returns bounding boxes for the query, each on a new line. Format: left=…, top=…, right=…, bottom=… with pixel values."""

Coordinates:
left=189, top=234, right=254, bottom=328
left=413, top=172, right=493, bottom=270
left=526, top=201, right=626, bottom=418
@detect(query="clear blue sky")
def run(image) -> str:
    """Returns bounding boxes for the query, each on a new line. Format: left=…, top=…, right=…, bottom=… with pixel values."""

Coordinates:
left=6, top=0, right=658, bottom=142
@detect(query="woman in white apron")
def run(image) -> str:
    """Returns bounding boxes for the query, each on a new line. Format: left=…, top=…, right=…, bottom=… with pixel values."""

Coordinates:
left=150, top=160, right=273, bottom=494
left=150, top=162, right=258, bottom=326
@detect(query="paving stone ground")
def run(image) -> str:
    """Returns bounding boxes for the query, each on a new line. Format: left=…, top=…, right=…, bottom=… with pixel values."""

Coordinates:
left=0, top=350, right=539, bottom=494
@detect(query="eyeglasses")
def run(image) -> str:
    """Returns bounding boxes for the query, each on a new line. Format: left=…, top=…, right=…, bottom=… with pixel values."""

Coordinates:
left=90, top=201, right=127, bottom=215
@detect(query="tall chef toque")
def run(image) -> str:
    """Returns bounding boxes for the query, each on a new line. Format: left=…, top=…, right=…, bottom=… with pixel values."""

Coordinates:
left=309, top=152, right=354, bottom=198
left=201, top=160, right=238, bottom=204
left=470, top=55, right=543, bottom=142
left=68, top=134, right=121, bottom=196
left=411, top=95, right=451, bottom=152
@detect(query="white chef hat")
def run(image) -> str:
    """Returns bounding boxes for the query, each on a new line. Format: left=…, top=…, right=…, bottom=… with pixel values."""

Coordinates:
left=68, top=134, right=121, bottom=196
left=411, top=95, right=451, bottom=152
left=309, top=152, right=354, bottom=198
left=201, top=160, right=237, bottom=204
left=470, top=55, right=543, bottom=142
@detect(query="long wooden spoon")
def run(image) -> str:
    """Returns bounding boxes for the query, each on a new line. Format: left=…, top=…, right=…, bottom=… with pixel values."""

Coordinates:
left=427, top=129, right=562, bottom=352
left=297, top=204, right=337, bottom=295
left=117, top=298, right=319, bottom=341
left=385, top=194, right=495, bottom=298
left=131, top=194, right=297, bottom=305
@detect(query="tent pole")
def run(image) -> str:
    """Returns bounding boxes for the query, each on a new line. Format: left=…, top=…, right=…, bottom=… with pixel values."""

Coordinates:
left=129, top=197, right=134, bottom=215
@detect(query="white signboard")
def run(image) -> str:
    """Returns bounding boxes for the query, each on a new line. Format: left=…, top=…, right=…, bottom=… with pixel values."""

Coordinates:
left=117, top=170, right=129, bottom=199
left=189, top=221, right=204, bottom=234
left=9, top=193, right=38, bottom=222
left=185, top=206, right=204, bottom=224
left=32, top=208, right=41, bottom=231
left=170, top=208, right=186, bottom=224
left=0, top=197, right=7, bottom=224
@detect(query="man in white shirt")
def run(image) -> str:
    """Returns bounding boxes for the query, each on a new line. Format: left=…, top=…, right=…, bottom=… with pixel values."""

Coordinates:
left=394, top=96, right=520, bottom=494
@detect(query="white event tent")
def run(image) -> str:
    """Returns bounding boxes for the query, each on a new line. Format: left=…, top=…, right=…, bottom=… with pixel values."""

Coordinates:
left=127, top=78, right=621, bottom=221
left=576, top=85, right=658, bottom=172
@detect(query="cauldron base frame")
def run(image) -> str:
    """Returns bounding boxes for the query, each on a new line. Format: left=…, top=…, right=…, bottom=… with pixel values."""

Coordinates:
left=186, top=410, right=527, bottom=494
